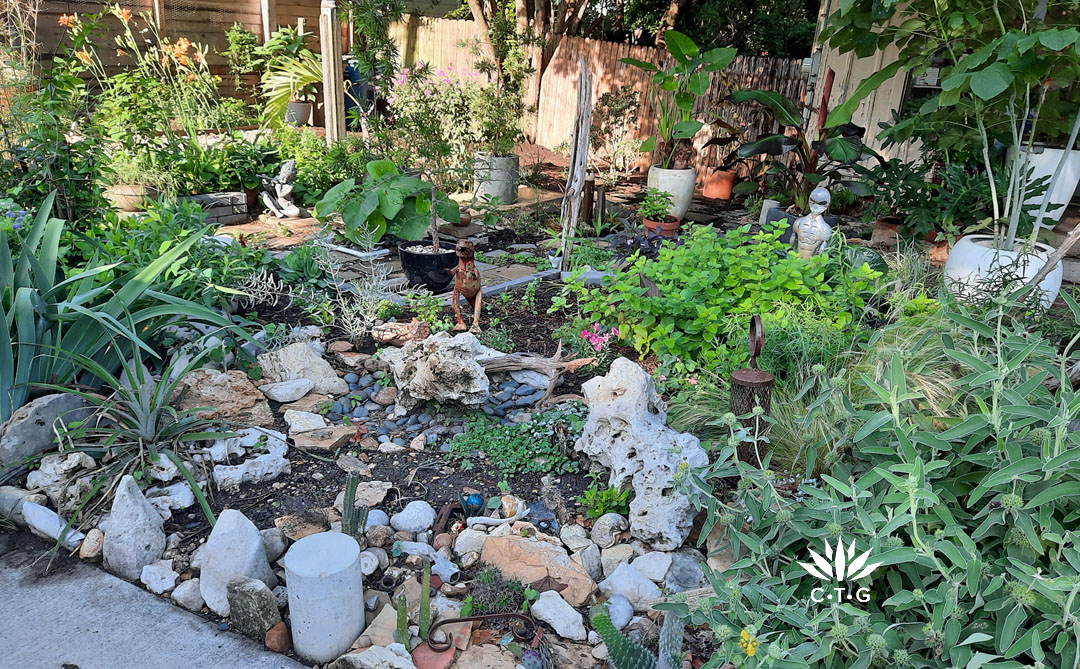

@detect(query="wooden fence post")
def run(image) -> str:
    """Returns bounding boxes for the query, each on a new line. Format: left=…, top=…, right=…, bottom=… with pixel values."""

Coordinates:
left=320, top=0, right=346, bottom=144
left=558, top=57, right=593, bottom=271
left=260, top=0, right=277, bottom=42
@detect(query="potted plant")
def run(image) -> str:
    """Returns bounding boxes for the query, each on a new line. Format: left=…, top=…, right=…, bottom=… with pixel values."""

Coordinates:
left=640, top=187, right=679, bottom=237
left=101, top=149, right=172, bottom=212
left=469, top=72, right=525, bottom=205
left=823, top=0, right=1080, bottom=308
left=730, top=89, right=872, bottom=240
left=622, top=32, right=737, bottom=220
left=315, top=160, right=461, bottom=291
left=259, top=26, right=320, bottom=126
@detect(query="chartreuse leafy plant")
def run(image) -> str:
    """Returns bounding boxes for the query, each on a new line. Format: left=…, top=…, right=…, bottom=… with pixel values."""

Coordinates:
left=0, top=192, right=242, bottom=425
left=314, top=159, right=459, bottom=245
left=669, top=293, right=1080, bottom=669
left=570, top=224, right=881, bottom=372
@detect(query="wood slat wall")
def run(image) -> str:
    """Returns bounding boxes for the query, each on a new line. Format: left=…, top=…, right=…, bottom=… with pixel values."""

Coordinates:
left=31, top=8, right=808, bottom=178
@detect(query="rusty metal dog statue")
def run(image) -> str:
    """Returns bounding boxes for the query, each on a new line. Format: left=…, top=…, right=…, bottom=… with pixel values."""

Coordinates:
left=449, top=239, right=483, bottom=333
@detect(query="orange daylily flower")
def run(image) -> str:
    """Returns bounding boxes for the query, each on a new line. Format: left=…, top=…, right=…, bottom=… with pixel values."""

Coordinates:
left=58, top=14, right=76, bottom=28
left=186, top=73, right=197, bottom=82
left=75, top=50, right=92, bottom=65
left=116, top=49, right=127, bottom=57
left=177, top=54, right=190, bottom=66
left=174, top=37, right=191, bottom=54
left=193, top=51, right=205, bottom=65
left=117, top=7, right=132, bottom=22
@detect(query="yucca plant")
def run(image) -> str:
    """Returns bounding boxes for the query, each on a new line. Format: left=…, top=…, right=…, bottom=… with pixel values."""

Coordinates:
left=0, top=191, right=246, bottom=426
left=36, top=335, right=228, bottom=522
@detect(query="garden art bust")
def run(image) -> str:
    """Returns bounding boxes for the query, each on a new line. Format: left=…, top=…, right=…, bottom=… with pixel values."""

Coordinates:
left=791, top=186, right=832, bottom=260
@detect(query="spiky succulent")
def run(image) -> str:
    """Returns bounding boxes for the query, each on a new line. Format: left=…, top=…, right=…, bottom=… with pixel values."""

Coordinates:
left=589, top=602, right=684, bottom=669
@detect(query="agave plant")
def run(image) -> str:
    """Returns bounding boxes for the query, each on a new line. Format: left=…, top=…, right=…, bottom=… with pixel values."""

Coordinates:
left=0, top=192, right=246, bottom=426
left=589, top=601, right=685, bottom=669
left=36, top=336, right=228, bottom=523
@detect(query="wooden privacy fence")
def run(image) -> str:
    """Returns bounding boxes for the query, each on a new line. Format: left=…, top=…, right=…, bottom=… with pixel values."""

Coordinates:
left=32, top=6, right=808, bottom=177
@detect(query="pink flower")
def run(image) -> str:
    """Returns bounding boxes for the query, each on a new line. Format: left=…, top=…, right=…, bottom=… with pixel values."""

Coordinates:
left=594, top=344, right=602, bottom=351
left=581, top=330, right=589, bottom=338
left=611, top=328, right=619, bottom=337
left=658, top=375, right=667, bottom=382
left=424, top=88, right=432, bottom=95
left=688, top=377, right=698, bottom=385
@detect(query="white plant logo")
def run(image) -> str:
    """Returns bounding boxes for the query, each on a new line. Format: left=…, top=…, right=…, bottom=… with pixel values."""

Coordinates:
left=801, top=539, right=882, bottom=603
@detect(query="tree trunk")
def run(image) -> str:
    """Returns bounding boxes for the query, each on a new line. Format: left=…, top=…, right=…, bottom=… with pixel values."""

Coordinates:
left=466, top=0, right=496, bottom=64
left=656, top=0, right=690, bottom=46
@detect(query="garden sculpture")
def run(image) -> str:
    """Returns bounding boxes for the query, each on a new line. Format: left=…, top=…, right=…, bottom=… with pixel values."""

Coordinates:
left=791, top=186, right=832, bottom=260
left=261, top=160, right=302, bottom=218
left=450, top=239, right=483, bottom=333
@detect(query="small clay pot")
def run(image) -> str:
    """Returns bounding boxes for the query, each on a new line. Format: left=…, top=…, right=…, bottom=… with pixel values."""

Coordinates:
left=643, top=216, right=681, bottom=238
left=869, top=216, right=903, bottom=247
left=104, top=184, right=160, bottom=212
left=703, top=169, right=736, bottom=200
left=454, top=208, right=472, bottom=228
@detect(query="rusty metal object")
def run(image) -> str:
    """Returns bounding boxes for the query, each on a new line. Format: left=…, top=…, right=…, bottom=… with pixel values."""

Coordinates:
left=426, top=613, right=539, bottom=652
left=730, top=315, right=774, bottom=467
left=432, top=501, right=462, bottom=536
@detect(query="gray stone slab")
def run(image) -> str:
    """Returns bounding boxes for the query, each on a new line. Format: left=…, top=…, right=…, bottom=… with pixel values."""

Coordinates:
left=0, top=531, right=303, bottom=669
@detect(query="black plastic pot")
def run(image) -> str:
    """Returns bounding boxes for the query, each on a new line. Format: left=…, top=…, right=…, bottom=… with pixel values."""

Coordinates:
left=399, top=240, right=459, bottom=292
left=764, top=206, right=840, bottom=245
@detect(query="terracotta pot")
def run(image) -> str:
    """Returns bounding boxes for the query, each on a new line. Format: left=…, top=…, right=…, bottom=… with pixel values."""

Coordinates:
left=928, top=239, right=950, bottom=266
left=869, top=216, right=902, bottom=248
left=643, top=216, right=681, bottom=238
left=455, top=209, right=472, bottom=228
left=104, top=184, right=160, bottom=212
left=703, top=170, right=736, bottom=200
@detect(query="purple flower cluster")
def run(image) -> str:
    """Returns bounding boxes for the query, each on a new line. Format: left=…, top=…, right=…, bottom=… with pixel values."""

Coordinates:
left=1, top=200, right=29, bottom=233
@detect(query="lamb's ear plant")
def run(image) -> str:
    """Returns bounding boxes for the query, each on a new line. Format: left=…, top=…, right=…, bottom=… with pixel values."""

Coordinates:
left=673, top=291, right=1080, bottom=669
left=589, top=602, right=685, bottom=669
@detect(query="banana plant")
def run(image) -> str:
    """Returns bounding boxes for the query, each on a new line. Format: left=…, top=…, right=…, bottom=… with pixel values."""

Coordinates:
left=730, top=89, right=879, bottom=210
left=0, top=192, right=245, bottom=425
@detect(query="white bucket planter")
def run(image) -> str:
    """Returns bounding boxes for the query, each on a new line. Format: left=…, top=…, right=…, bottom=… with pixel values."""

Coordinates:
left=1017, top=146, right=1080, bottom=224
left=283, top=532, right=366, bottom=663
left=943, top=234, right=1063, bottom=310
left=474, top=154, right=519, bottom=204
left=285, top=101, right=312, bottom=126
left=647, top=165, right=696, bottom=220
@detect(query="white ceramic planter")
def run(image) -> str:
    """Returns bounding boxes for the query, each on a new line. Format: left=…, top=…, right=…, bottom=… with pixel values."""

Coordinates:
left=283, top=532, right=366, bottom=663
left=285, top=101, right=312, bottom=126
left=943, top=234, right=1063, bottom=310
left=1017, top=146, right=1080, bottom=223
left=474, top=154, right=519, bottom=204
left=647, top=165, right=695, bottom=220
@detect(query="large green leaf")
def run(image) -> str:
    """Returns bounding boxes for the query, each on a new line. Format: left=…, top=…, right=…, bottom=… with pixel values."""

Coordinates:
left=969, top=62, right=1014, bottom=100
left=619, top=57, right=658, bottom=72
left=673, top=120, right=704, bottom=139
left=664, top=30, right=699, bottom=64
left=738, top=134, right=798, bottom=157
left=729, top=89, right=802, bottom=127
left=825, top=61, right=903, bottom=128
left=702, top=47, right=737, bottom=71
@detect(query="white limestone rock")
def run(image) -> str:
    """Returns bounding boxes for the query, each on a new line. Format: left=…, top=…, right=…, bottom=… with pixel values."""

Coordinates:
left=257, top=342, right=348, bottom=395
left=453, top=528, right=488, bottom=556
left=530, top=590, right=587, bottom=641
left=22, top=501, right=84, bottom=550
left=200, top=509, right=278, bottom=616
left=631, top=551, right=673, bottom=583
left=284, top=410, right=328, bottom=434
left=390, top=500, right=436, bottom=533
left=25, top=452, right=96, bottom=513
left=259, top=378, right=315, bottom=403
left=146, top=481, right=198, bottom=519
left=575, top=358, right=709, bottom=550
left=213, top=453, right=290, bottom=492
left=172, top=577, right=205, bottom=612
left=141, top=559, right=179, bottom=594
left=103, top=475, right=166, bottom=580
left=261, top=527, right=287, bottom=563
left=598, top=562, right=661, bottom=612
left=378, top=332, right=491, bottom=412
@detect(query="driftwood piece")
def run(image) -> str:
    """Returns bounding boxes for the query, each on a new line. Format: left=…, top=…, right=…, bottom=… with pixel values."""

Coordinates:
left=479, top=342, right=596, bottom=403
left=558, top=56, right=594, bottom=271
left=371, top=319, right=431, bottom=346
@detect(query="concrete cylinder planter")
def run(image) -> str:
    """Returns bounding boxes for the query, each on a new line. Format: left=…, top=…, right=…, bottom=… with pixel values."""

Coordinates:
left=285, top=101, right=312, bottom=126
left=473, top=154, right=519, bottom=204
left=283, top=532, right=366, bottom=663
left=647, top=165, right=695, bottom=220
left=944, top=234, right=1063, bottom=310
left=104, top=184, right=160, bottom=212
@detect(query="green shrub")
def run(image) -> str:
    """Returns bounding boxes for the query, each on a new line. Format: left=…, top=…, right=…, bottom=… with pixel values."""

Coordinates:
left=572, top=223, right=881, bottom=372
left=274, top=126, right=373, bottom=204
left=671, top=294, right=1080, bottom=669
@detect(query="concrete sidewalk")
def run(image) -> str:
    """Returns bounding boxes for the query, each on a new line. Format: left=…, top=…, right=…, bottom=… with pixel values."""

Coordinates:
left=0, top=531, right=304, bottom=669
